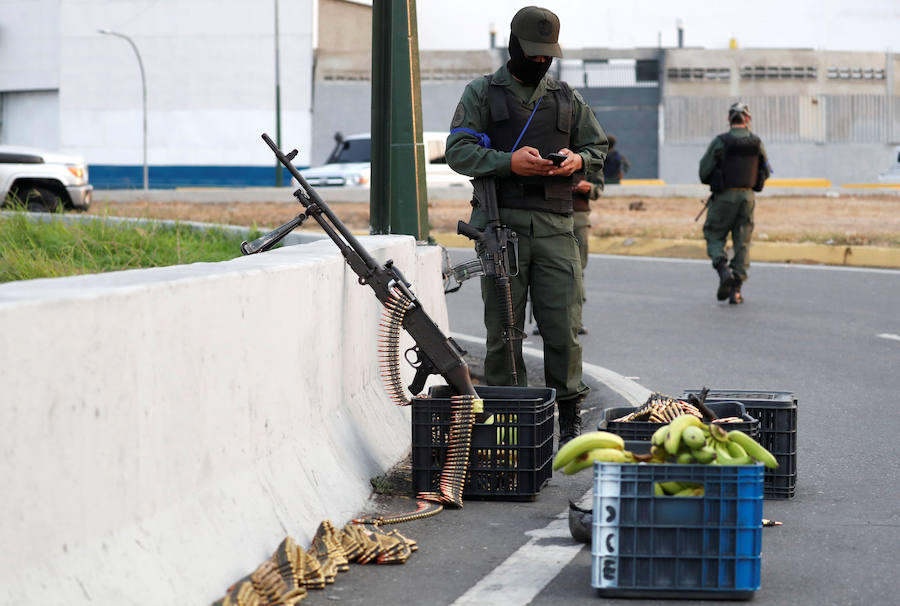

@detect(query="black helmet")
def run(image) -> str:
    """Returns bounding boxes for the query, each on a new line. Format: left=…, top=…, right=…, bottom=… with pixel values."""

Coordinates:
left=728, top=102, right=751, bottom=121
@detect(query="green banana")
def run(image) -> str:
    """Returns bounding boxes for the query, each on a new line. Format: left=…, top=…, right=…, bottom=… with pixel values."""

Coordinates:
left=691, top=445, right=717, bottom=464
left=676, top=452, right=695, bottom=464
left=562, top=447, right=627, bottom=474
left=713, top=441, right=751, bottom=465
left=682, top=425, right=706, bottom=449
left=708, top=423, right=730, bottom=443
left=654, top=483, right=665, bottom=496
left=552, top=431, right=625, bottom=470
left=664, top=414, right=705, bottom=455
left=728, top=430, right=779, bottom=469
left=658, top=481, right=685, bottom=494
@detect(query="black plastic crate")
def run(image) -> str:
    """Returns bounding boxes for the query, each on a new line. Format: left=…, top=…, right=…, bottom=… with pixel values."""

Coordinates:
left=412, top=385, right=556, bottom=500
left=598, top=401, right=760, bottom=442
left=684, top=389, right=797, bottom=500
left=592, top=462, right=763, bottom=599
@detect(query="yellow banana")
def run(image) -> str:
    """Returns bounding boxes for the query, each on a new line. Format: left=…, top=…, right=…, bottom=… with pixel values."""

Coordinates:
left=562, top=447, right=627, bottom=474
left=664, top=414, right=704, bottom=455
left=651, top=425, right=668, bottom=446
left=552, top=431, right=625, bottom=470
left=674, top=486, right=701, bottom=497
left=728, top=430, right=779, bottom=469
left=682, top=425, right=706, bottom=449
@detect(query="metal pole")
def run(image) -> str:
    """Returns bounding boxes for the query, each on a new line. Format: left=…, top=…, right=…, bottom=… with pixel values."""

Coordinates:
left=274, top=0, right=283, bottom=186
left=99, top=29, right=148, bottom=190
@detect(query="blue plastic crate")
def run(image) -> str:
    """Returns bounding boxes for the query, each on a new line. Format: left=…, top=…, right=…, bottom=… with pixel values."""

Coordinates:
left=591, top=462, right=763, bottom=600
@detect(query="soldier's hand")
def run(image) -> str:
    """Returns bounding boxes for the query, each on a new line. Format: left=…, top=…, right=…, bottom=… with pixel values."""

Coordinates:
left=548, top=148, right=583, bottom=177
left=511, top=146, right=554, bottom=176
left=574, top=179, right=591, bottom=194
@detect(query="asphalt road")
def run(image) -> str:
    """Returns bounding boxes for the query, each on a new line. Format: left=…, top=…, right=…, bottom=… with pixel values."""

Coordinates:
left=304, top=251, right=899, bottom=606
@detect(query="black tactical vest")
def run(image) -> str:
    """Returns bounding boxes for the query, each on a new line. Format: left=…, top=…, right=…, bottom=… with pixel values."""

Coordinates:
left=485, top=76, right=574, bottom=214
left=718, top=133, right=762, bottom=189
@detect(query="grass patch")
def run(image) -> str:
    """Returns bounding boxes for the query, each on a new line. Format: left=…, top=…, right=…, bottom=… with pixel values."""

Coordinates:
left=0, top=209, right=262, bottom=283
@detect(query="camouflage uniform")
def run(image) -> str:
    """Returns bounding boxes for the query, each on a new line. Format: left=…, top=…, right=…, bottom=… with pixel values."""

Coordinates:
left=446, top=59, right=606, bottom=428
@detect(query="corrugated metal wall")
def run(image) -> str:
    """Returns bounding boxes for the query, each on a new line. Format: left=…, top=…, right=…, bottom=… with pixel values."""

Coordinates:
left=665, top=95, right=899, bottom=145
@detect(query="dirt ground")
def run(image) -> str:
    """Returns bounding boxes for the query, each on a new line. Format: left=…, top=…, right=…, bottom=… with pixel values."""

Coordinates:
left=86, top=194, right=900, bottom=247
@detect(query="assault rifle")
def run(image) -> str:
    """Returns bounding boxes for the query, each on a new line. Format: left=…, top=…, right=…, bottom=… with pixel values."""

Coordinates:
left=242, top=133, right=477, bottom=399
left=695, top=195, right=712, bottom=222
left=446, top=177, right=525, bottom=383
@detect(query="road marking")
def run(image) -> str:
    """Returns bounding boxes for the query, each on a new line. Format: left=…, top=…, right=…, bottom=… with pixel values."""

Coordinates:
left=451, top=492, right=592, bottom=606
left=443, top=335, right=644, bottom=604
left=877, top=333, right=900, bottom=342
left=450, top=332, right=650, bottom=407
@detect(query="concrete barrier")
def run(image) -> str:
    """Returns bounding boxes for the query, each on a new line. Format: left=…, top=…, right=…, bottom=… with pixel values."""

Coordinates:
left=0, top=235, right=448, bottom=605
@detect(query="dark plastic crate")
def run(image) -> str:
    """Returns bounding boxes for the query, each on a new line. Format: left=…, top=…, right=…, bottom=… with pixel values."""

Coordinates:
left=684, top=389, right=797, bottom=499
left=412, top=385, right=556, bottom=500
left=598, top=401, right=760, bottom=442
left=591, top=462, right=763, bottom=600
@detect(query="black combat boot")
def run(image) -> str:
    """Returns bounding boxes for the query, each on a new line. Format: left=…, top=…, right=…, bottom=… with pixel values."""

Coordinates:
left=729, top=279, right=744, bottom=304
left=557, top=397, right=583, bottom=447
left=714, top=259, right=734, bottom=301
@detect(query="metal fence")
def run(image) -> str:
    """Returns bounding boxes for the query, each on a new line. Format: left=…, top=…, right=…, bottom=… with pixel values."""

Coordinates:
left=664, top=95, right=899, bottom=145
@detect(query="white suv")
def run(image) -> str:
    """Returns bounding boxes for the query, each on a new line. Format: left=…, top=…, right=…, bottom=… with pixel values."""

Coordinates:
left=300, top=132, right=470, bottom=188
left=0, top=145, right=93, bottom=212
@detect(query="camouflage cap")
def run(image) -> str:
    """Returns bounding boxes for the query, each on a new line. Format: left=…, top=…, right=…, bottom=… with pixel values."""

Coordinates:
left=510, top=6, right=562, bottom=58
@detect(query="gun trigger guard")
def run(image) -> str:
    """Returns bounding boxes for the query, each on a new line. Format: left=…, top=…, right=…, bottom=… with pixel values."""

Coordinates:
left=404, top=346, right=422, bottom=368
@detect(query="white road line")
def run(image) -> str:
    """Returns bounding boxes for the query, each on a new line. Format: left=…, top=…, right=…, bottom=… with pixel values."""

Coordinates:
left=451, top=491, right=592, bottom=606
left=877, top=333, right=900, bottom=342
left=450, top=332, right=650, bottom=407
left=444, top=334, right=644, bottom=604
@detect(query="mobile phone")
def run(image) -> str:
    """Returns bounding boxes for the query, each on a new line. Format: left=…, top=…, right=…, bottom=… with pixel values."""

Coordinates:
left=547, top=152, right=568, bottom=166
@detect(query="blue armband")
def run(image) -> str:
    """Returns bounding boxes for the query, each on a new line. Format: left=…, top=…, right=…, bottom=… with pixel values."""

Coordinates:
left=450, top=127, right=491, bottom=149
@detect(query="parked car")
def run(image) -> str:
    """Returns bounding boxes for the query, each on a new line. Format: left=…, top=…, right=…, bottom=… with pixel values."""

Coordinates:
left=299, top=132, right=470, bottom=188
left=877, top=146, right=900, bottom=183
left=0, top=145, right=92, bottom=212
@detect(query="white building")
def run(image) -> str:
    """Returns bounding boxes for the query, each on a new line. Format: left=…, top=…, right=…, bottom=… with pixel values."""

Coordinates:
left=1, top=0, right=317, bottom=188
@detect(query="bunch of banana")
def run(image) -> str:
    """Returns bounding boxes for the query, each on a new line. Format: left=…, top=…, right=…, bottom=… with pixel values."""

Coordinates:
left=552, top=431, right=642, bottom=475
left=650, top=416, right=778, bottom=468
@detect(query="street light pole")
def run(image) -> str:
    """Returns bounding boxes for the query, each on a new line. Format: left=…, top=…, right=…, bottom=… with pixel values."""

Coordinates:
left=274, top=0, right=283, bottom=186
left=98, top=29, right=149, bottom=190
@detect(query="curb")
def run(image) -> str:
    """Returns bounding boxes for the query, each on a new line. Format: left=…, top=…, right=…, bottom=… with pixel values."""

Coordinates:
left=432, top=233, right=900, bottom=270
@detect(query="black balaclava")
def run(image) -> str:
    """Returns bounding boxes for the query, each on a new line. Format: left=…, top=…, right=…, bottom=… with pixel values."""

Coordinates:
left=507, top=34, right=552, bottom=85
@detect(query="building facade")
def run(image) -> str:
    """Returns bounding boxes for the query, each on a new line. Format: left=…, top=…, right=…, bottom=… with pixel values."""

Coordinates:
left=3, top=1, right=897, bottom=187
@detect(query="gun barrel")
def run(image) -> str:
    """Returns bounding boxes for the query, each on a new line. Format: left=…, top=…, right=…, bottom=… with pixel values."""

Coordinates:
left=261, top=133, right=382, bottom=273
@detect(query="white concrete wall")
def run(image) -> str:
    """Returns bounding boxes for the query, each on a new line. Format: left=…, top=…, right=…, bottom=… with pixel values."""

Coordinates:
left=0, top=234, right=448, bottom=605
